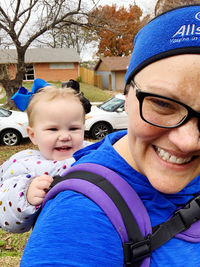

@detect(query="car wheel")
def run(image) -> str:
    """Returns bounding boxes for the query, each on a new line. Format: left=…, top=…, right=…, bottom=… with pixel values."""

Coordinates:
left=91, top=122, right=112, bottom=139
left=0, top=129, right=22, bottom=146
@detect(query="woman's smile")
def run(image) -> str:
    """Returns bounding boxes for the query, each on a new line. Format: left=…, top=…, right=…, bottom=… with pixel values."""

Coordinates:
left=154, top=145, right=195, bottom=164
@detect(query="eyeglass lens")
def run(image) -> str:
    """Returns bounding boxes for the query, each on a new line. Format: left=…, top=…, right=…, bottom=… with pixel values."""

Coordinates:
left=141, top=95, right=188, bottom=128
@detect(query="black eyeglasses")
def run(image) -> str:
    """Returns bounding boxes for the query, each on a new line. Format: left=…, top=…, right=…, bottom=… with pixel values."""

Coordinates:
left=131, top=80, right=200, bottom=129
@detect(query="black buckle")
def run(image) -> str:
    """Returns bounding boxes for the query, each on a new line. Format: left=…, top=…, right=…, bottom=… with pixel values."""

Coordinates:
left=123, top=235, right=151, bottom=264
left=175, top=194, right=200, bottom=229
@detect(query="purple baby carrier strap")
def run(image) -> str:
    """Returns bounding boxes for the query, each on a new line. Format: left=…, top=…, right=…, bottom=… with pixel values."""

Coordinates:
left=42, top=163, right=200, bottom=266
left=43, top=163, right=151, bottom=266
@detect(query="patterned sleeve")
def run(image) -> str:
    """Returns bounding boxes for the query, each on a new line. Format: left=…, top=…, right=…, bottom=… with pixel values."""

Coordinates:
left=0, top=150, right=76, bottom=233
left=0, top=150, right=41, bottom=233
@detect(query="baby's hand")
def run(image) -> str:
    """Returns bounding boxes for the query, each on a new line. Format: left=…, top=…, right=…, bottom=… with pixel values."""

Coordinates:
left=27, top=175, right=54, bottom=206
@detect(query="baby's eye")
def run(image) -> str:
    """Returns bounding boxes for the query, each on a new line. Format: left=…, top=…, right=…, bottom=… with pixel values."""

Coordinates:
left=70, top=127, right=80, bottom=131
left=47, top=128, right=58, bottom=131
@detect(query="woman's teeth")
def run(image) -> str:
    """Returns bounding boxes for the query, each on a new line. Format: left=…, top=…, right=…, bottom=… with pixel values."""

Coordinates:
left=156, top=147, right=192, bottom=164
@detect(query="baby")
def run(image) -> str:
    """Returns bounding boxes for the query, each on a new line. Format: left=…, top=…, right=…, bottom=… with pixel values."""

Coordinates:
left=0, top=79, right=91, bottom=233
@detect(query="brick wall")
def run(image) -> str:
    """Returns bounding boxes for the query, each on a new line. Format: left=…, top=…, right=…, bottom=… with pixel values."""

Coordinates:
left=6, top=62, right=79, bottom=82
left=34, top=63, right=79, bottom=82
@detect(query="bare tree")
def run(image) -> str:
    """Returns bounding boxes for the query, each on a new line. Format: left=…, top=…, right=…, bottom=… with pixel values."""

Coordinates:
left=0, top=0, right=99, bottom=108
left=155, top=0, right=200, bottom=16
left=36, top=22, right=94, bottom=55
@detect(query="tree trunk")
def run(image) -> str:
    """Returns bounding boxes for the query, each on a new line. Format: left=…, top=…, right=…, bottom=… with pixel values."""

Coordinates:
left=1, top=79, right=22, bottom=109
left=1, top=49, right=26, bottom=110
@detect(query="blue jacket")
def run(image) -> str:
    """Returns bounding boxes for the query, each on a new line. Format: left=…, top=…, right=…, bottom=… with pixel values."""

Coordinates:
left=21, top=131, right=200, bottom=266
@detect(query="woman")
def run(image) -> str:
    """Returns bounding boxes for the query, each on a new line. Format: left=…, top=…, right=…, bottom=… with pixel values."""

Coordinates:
left=20, top=5, right=200, bottom=266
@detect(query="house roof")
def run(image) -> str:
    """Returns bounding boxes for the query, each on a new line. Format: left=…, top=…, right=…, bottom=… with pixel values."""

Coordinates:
left=0, top=48, right=80, bottom=64
left=94, top=56, right=131, bottom=71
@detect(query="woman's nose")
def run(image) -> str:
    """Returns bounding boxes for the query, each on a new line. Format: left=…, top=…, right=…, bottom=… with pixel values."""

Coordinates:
left=168, top=118, right=200, bottom=152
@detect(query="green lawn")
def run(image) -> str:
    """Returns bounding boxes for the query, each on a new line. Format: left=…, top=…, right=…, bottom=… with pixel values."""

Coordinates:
left=79, top=83, right=113, bottom=102
left=22, top=81, right=113, bottom=102
left=0, top=95, right=6, bottom=105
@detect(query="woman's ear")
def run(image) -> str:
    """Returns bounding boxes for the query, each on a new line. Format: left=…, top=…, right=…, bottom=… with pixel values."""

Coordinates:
left=125, top=94, right=128, bottom=114
left=124, top=84, right=130, bottom=114
left=27, top=126, right=37, bottom=145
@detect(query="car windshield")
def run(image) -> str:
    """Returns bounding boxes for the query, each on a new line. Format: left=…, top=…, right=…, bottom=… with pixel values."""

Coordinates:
left=0, top=108, right=12, bottom=117
left=98, top=97, right=124, bottom=112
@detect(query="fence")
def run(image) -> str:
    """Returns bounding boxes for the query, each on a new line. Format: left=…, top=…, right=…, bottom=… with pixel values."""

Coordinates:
left=80, top=67, right=102, bottom=89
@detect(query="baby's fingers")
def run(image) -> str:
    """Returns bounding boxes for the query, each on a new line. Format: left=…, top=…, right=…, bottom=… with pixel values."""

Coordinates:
left=37, top=178, right=53, bottom=191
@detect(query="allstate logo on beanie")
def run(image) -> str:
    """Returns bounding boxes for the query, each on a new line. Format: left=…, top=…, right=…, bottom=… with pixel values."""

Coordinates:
left=125, top=5, right=200, bottom=87
left=195, top=11, right=200, bottom=21
left=172, top=11, right=200, bottom=41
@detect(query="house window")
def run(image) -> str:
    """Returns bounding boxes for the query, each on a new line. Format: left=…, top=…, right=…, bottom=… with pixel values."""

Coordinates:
left=49, top=63, right=74, bottom=69
left=24, top=64, right=34, bottom=80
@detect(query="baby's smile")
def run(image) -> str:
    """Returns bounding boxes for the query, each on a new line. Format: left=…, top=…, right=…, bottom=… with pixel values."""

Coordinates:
left=55, top=146, right=72, bottom=151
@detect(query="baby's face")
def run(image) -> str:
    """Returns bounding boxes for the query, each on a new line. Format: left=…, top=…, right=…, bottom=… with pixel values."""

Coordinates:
left=27, top=97, right=85, bottom=160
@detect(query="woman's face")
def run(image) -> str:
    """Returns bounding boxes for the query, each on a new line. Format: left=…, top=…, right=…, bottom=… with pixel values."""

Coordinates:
left=125, top=54, right=200, bottom=194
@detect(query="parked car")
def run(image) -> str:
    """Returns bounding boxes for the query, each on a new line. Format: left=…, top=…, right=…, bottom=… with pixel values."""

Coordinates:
left=0, top=107, right=28, bottom=146
left=85, top=94, right=128, bottom=139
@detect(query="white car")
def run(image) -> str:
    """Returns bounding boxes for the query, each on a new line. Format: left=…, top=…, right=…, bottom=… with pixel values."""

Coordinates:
left=85, top=94, right=128, bottom=139
left=0, top=107, right=28, bottom=146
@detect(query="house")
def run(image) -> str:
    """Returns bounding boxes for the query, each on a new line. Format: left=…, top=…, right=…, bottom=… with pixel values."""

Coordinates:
left=0, top=48, right=80, bottom=82
left=94, top=56, right=131, bottom=91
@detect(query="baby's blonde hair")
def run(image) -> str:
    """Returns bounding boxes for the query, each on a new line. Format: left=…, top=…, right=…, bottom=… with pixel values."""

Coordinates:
left=27, top=85, right=85, bottom=127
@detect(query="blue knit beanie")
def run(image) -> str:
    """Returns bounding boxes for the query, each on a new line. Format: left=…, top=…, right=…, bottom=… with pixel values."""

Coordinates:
left=125, top=5, right=200, bottom=88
